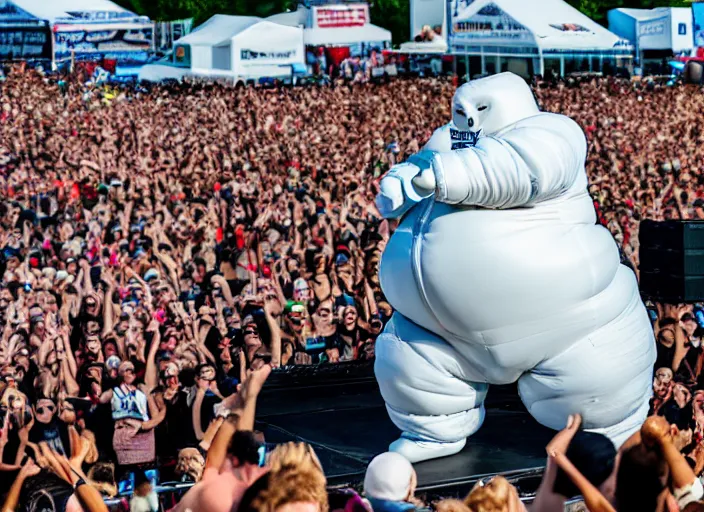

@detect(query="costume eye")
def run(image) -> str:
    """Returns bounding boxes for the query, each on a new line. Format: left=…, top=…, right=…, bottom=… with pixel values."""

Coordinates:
left=477, top=106, right=488, bottom=112
left=455, top=108, right=466, bottom=117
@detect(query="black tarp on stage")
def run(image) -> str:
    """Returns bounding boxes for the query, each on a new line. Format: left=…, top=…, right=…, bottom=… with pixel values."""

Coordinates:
left=255, top=363, right=554, bottom=498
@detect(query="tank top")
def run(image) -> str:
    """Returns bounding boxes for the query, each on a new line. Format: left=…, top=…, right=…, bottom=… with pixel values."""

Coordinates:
left=111, top=385, right=149, bottom=422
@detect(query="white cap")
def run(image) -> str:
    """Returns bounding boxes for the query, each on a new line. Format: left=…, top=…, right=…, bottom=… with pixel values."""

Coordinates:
left=363, top=452, right=414, bottom=502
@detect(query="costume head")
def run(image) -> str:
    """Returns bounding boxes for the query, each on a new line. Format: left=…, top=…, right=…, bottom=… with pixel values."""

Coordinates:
left=451, top=72, right=539, bottom=136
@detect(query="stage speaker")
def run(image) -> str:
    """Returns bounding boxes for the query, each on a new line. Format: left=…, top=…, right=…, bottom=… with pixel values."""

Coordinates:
left=639, top=220, right=704, bottom=302
left=685, top=61, right=704, bottom=84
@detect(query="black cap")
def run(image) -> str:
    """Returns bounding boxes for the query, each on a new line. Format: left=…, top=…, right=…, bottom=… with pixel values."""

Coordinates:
left=134, top=470, right=150, bottom=487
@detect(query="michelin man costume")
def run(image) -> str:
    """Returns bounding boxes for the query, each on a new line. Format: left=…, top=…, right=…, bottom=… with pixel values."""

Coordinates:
left=374, top=72, right=656, bottom=463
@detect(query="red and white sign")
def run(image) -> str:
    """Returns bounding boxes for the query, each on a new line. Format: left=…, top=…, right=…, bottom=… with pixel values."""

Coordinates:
left=313, top=4, right=369, bottom=29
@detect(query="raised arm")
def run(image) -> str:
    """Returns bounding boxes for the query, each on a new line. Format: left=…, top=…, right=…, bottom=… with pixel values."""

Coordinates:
left=144, top=321, right=161, bottom=392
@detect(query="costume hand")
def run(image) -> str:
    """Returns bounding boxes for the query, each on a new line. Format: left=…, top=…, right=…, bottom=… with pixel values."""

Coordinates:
left=412, top=167, right=436, bottom=197
left=376, top=162, right=424, bottom=219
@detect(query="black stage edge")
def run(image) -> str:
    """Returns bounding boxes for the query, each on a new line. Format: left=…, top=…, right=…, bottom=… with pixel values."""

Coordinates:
left=256, top=362, right=554, bottom=500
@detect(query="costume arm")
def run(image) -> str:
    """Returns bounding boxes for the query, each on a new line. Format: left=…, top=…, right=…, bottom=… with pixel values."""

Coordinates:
left=429, top=115, right=587, bottom=208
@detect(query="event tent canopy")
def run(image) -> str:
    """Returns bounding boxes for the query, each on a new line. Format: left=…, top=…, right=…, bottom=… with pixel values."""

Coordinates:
left=267, top=7, right=391, bottom=47
left=608, top=7, right=694, bottom=54
left=6, top=0, right=135, bottom=23
left=449, top=0, right=632, bottom=78
left=175, top=15, right=304, bottom=75
left=454, top=0, right=627, bottom=51
left=177, top=15, right=261, bottom=47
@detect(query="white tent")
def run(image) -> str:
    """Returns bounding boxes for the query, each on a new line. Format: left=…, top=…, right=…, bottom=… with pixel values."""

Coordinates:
left=608, top=8, right=694, bottom=56
left=267, top=6, right=391, bottom=48
left=450, top=0, right=632, bottom=77
left=175, top=15, right=304, bottom=76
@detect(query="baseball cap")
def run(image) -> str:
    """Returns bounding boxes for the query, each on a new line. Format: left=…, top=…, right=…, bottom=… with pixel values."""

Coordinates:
left=106, top=355, right=121, bottom=370
left=144, top=268, right=160, bottom=282
left=364, top=453, right=414, bottom=502
left=285, top=301, right=305, bottom=315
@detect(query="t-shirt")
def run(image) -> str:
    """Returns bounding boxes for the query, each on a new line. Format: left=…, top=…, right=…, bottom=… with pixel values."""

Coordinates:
left=155, top=389, right=197, bottom=457
left=227, top=278, right=250, bottom=297
left=111, top=386, right=149, bottom=421
left=337, top=325, right=372, bottom=361
left=29, top=420, right=70, bottom=456
left=655, top=342, right=675, bottom=372
left=130, top=492, right=159, bottom=512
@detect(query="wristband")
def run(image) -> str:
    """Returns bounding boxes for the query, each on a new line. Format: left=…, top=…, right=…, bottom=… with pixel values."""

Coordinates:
left=74, top=478, right=86, bottom=490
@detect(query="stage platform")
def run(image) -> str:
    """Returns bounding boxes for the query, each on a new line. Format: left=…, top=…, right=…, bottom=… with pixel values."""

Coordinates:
left=256, top=362, right=555, bottom=499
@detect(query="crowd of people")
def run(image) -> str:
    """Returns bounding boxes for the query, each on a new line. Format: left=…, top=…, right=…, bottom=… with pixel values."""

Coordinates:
left=1, top=64, right=704, bottom=511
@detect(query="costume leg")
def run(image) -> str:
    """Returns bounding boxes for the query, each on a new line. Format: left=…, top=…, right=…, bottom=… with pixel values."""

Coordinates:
left=375, top=312, right=488, bottom=463
left=518, top=285, right=655, bottom=448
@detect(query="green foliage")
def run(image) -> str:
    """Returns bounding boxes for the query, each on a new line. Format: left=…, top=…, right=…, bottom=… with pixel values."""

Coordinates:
left=369, top=0, right=410, bottom=44
left=112, top=0, right=297, bottom=25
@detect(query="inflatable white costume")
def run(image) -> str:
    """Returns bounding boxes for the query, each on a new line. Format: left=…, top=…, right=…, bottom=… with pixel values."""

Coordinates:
left=374, top=73, right=656, bottom=463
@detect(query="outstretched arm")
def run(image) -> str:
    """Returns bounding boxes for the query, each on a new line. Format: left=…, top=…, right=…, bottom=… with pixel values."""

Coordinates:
left=419, top=115, right=587, bottom=208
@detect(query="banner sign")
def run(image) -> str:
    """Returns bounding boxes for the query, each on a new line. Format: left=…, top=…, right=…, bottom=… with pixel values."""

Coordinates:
left=240, top=49, right=297, bottom=61
left=313, top=4, right=369, bottom=29
left=451, top=2, right=534, bottom=45
left=155, top=18, right=193, bottom=53
left=56, top=11, right=136, bottom=22
left=53, top=23, right=153, bottom=62
left=637, top=15, right=670, bottom=51
left=693, top=2, right=704, bottom=47
left=0, top=25, right=52, bottom=60
left=639, top=20, right=666, bottom=37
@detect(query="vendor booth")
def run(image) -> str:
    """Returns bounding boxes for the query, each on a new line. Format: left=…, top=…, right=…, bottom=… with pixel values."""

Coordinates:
left=449, top=0, right=633, bottom=79
left=0, top=0, right=154, bottom=67
left=158, top=15, right=304, bottom=83
left=608, top=8, right=694, bottom=69
left=267, top=3, right=390, bottom=72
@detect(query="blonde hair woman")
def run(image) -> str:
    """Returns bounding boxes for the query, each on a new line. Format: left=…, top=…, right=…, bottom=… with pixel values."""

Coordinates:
left=465, top=476, right=526, bottom=512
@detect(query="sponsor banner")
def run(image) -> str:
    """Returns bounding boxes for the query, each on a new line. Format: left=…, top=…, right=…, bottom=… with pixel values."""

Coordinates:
left=0, top=25, right=52, bottom=60
left=450, top=128, right=481, bottom=150
left=240, top=48, right=298, bottom=61
left=155, top=18, right=193, bottom=53
left=639, top=19, right=666, bottom=37
left=693, top=2, right=704, bottom=47
left=55, top=11, right=135, bottom=22
left=451, top=2, right=534, bottom=45
left=313, top=4, right=369, bottom=29
left=54, top=24, right=153, bottom=62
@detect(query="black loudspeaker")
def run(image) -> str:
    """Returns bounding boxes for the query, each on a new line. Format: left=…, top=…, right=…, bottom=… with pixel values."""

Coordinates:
left=685, top=61, right=704, bottom=84
left=639, top=220, right=704, bottom=302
